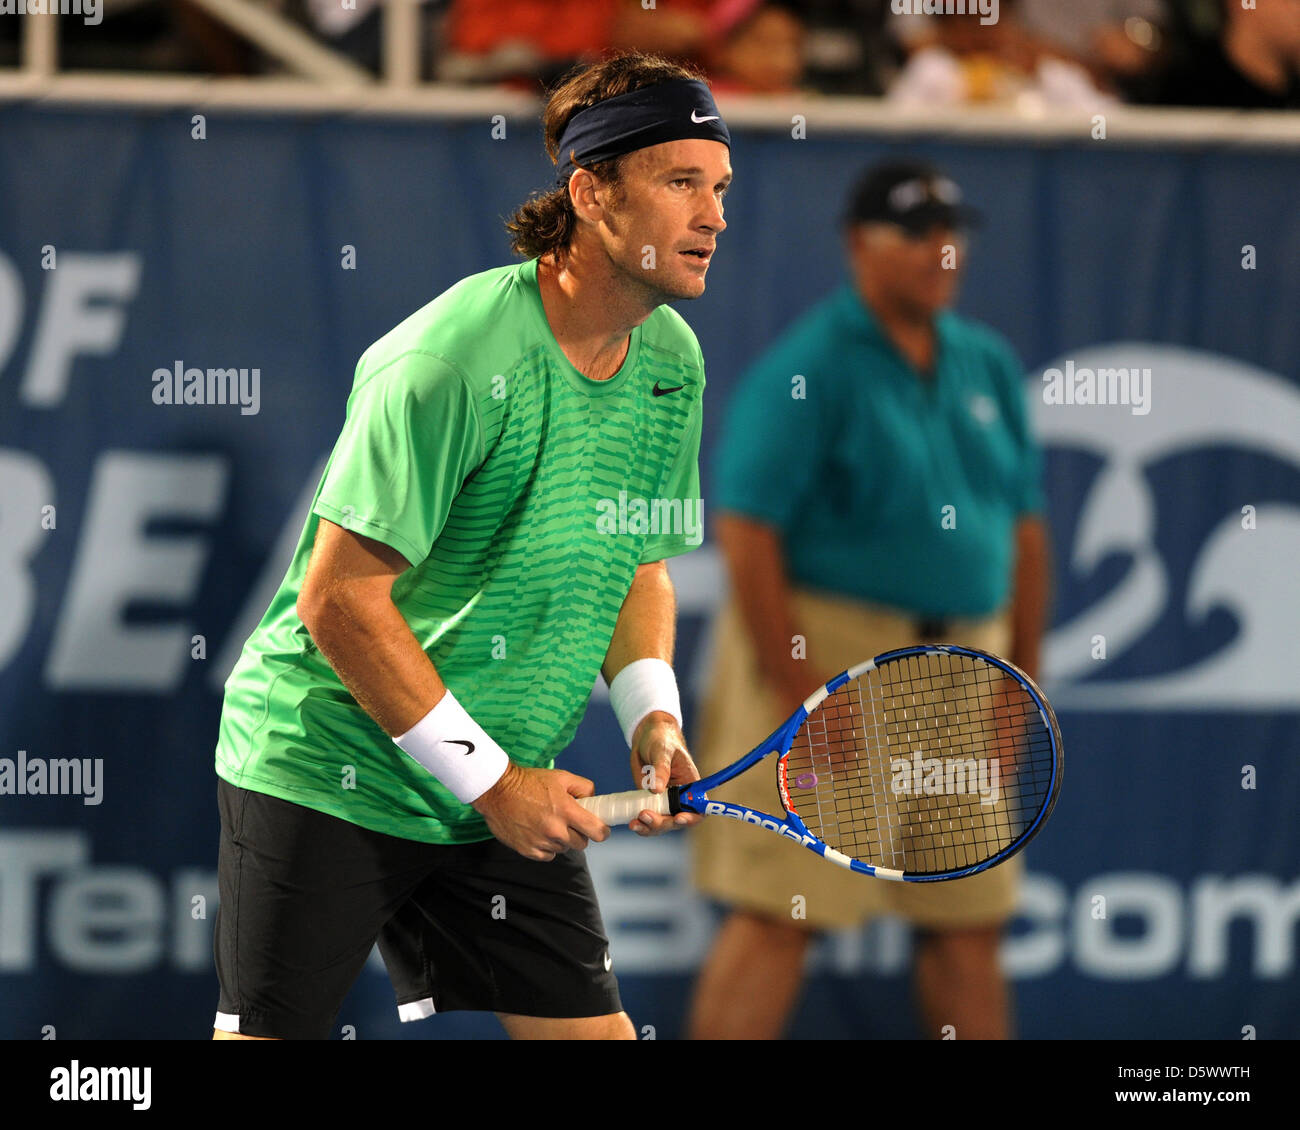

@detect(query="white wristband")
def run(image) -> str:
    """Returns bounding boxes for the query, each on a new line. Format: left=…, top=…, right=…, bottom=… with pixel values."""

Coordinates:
left=392, top=688, right=510, bottom=804
left=609, top=658, right=682, bottom=748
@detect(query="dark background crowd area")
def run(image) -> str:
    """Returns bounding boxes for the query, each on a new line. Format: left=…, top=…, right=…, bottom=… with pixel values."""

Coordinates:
left=1, top=0, right=1297, bottom=109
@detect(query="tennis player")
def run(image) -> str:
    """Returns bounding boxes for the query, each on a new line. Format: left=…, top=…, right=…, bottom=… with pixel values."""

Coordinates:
left=211, top=52, right=730, bottom=1040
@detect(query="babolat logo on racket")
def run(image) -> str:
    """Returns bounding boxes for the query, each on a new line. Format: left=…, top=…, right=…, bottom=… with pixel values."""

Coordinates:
left=703, top=801, right=817, bottom=846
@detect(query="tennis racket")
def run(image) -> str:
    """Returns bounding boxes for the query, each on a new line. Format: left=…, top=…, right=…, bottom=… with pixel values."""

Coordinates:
left=578, top=644, right=1062, bottom=881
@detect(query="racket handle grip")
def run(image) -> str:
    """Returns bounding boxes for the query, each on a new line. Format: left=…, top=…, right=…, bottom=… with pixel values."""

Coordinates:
left=577, top=789, right=672, bottom=826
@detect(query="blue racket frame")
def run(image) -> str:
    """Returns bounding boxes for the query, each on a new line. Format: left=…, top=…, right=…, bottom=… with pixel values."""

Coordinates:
left=669, top=644, right=1063, bottom=882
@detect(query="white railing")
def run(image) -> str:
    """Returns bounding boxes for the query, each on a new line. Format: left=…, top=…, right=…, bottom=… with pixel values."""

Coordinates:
left=3, top=5, right=1299, bottom=143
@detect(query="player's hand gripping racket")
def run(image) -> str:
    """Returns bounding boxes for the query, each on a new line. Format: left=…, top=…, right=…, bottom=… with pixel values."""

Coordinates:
left=577, top=645, right=1062, bottom=881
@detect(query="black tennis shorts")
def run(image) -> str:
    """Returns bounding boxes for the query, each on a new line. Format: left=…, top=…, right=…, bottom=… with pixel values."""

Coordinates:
left=213, top=777, right=622, bottom=1039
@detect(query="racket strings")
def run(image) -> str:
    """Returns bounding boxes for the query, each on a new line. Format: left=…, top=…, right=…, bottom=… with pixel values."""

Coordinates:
left=784, top=651, right=1056, bottom=876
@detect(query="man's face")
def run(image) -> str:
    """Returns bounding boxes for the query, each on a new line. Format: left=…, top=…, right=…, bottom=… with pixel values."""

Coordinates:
left=848, top=221, right=966, bottom=317
left=716, top=8, right=806, bottom=92
left=587, top=138, right=731, bottom=302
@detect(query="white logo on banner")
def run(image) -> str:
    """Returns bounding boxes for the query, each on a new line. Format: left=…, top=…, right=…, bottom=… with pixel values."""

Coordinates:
left=1034, top=344, right=1300, bottom=710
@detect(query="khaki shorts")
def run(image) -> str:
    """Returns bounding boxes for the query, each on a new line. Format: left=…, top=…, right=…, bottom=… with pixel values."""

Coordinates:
left=690, top=588, right=1023, bottom=931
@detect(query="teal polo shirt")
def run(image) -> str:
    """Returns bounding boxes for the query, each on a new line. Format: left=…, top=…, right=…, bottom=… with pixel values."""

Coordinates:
left=714, top=283, right=1043, bottom=618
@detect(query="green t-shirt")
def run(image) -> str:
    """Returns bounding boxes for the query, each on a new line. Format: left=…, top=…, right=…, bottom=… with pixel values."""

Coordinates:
left=215, top=257, right=705, bottom=843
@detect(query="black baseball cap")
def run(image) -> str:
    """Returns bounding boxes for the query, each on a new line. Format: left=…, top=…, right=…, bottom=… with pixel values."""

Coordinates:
left=844, top=160, right=982, bottom=234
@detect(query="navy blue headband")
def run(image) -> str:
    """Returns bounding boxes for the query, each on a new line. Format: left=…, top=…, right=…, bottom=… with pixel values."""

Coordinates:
left=554, top=78, right=730, bottom=187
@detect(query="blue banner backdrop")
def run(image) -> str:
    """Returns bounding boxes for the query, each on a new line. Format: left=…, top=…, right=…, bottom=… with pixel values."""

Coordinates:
left=1, top=103, right=1297, bottom=1039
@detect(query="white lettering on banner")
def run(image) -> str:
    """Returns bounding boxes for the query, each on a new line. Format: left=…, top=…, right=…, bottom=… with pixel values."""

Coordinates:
left=49, top=868, right=165, bottom=972
left=1073, top=874, right=1184, bottom=979
left=0, top=438, right=719, bottom=696
left=3, top=831, right=1293, bottom=980
left=17, top=253, right=141, bottom=406
left=44, top=453, right=228, bottom=691
left=9, top=345, right=1290, bottom=711
left=1188, top=877, right=1300, bottom=979
left=0, top=451, right=53, bottom=669
left=1001, top=872, right=1069, bottom=977
left=0, top=832, right=87, bottom=968
left=0, top=832, right=217, bottom=973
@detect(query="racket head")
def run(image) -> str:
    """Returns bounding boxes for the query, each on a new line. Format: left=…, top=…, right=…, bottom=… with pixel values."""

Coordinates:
left=681, top=645, right=1063, bottom=882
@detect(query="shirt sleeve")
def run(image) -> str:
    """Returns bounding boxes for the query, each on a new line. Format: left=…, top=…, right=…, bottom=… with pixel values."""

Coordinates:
left=991, top=339, right=1046, bottom=517
left=639, top=385, right=705, bottom=564
left=313, top=351, right=484, bottom=567
left=713, top=352, right=826, bottom=531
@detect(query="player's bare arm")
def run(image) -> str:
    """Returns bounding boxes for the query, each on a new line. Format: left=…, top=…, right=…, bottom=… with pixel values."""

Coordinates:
left=297, top=517, right=609, bottom=861
left=601, top=559, right=702, bottom=835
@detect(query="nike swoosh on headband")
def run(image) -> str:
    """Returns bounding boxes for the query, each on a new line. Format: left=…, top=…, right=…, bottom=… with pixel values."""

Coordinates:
left=553, top=79, right=730, bottom=186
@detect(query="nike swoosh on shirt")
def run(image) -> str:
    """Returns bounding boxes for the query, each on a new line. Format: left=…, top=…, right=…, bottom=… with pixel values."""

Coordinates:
left=691, top=111, right=719, bottom=123
left=446, top=740, right=476, bottom=755
left=653, top=382, right=685, bottom=397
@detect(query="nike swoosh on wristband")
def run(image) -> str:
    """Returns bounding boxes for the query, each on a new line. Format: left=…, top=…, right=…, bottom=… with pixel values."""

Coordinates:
left=653, top=382, right=685, bottom=396
left=446, top=739, right=476, bottom=755
left=691, top=111, right=719, bottom=123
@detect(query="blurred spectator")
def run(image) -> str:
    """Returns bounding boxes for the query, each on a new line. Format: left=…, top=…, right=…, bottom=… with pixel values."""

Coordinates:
left=703, top=0, right=807, bottom=93
left=1017, top=0, right=1167, bottom=94
left=793, top=0, right=901, bottom=95
left=436, top=0, right=610, bottom=84
left=887, top=0, right=1117, bottom=108
left=611, top=0, right=716, bottom=58
left=436, top=0, right=717, bottom=86
left=1143, top=0, right=1300, bottom=108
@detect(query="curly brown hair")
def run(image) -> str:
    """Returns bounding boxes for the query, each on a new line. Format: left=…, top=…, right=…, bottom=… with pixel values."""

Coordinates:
left=505, top=52, right=707, bottom=262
